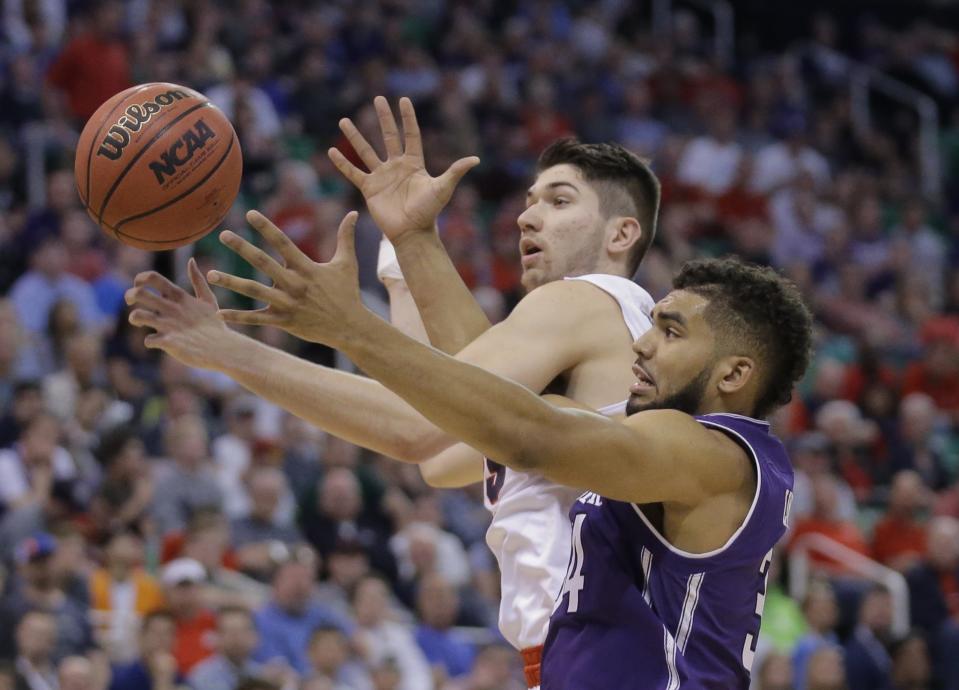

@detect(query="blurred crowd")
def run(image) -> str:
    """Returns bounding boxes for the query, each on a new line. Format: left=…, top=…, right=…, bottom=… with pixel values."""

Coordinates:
left=1, top=1, right=959, bottom=689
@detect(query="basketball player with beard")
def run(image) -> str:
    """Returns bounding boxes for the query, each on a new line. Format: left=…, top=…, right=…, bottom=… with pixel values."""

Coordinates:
left=126, top=98, right=659, bottom=688
left=157, top=232, right=813, bottom=688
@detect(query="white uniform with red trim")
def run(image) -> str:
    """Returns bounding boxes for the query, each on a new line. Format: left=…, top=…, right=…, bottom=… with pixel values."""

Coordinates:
left=482, top=274, right=654, bottom=657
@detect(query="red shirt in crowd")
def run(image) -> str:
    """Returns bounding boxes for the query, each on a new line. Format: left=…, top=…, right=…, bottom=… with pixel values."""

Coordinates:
left=47, top=33, right=131, bottom=121
left=872, top=515, right=927, bottom=570
left=173, top=609, right=217, bottom=673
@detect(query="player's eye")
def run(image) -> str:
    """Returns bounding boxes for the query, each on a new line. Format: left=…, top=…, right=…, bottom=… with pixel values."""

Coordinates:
left=554, top=198, right=569, bottom=207
left=665, top=328, right=680, bottom=339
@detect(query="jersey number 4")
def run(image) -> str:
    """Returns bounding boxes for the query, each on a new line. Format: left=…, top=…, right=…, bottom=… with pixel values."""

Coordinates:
left=557, top=513, right=588, bottom=613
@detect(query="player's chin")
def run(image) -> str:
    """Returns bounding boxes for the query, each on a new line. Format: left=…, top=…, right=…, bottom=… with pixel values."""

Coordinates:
left=625, top=391, right=657, bottom=416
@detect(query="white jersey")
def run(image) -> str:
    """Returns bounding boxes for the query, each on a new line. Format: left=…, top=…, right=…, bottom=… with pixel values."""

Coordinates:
left=482, top=274, right=654, bottom=651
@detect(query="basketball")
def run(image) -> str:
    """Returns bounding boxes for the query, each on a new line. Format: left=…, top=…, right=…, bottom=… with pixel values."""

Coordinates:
left=74, top=82, right=242, bottom=251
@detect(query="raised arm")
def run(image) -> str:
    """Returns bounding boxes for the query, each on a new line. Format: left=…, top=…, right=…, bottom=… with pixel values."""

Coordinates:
left=127, top=218, right=607, bottom=469
left=329, top=96, right=489, bottom=353
left=207, top=217, right=752, bottom=506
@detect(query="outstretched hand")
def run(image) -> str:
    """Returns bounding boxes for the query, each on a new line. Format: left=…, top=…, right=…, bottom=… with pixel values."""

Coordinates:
left=209, top=209, right=371, bottom=348
left=329, top=96, right=479, bottom=243
left=125, top=258, right=239, bottom=371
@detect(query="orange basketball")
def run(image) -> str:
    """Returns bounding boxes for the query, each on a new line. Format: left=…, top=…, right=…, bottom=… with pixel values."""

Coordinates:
left=74, top=82, right=242, bottom=250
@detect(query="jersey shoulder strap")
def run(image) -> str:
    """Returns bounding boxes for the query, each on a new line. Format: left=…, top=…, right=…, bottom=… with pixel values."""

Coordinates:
left=564, top=274, right=654, bottom=341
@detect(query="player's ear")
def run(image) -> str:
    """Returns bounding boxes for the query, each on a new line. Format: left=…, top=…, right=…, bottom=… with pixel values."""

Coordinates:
left=716, top=356, right=756, bottom=395
left=608, top=216, right=642, bottom=257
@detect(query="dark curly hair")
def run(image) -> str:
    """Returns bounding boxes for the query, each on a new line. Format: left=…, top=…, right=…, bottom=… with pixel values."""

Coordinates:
left=538, top=138, right=661, bottom=276
left=673, top=257, right=813, bottom=418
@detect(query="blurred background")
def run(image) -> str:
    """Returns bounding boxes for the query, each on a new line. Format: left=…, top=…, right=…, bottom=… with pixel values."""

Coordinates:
left=2, top=1, right=959, bottom=689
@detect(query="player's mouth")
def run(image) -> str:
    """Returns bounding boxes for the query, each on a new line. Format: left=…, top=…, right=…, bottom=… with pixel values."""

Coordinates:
left=520, top=238, right=544, bottom=267
left=631, top=362, right=656, bottom=394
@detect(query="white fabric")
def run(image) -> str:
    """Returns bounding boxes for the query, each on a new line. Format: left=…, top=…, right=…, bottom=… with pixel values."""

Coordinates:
left=0, top=445, right=76, bottom=507
left=676, top=137, right=743, bottom=195
left=483, top=274, right=653, bottom=650
left=376, top=237, right=404, bottom=283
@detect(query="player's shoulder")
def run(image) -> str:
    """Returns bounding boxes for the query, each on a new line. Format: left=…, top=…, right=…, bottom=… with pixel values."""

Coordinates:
left=515, top=280, right=618, bottom=323
left=515, top=275, right=637, bottom=320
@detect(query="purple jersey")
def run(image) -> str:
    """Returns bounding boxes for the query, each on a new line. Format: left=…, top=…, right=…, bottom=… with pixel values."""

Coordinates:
left=542, top=413, right=794, bottom=690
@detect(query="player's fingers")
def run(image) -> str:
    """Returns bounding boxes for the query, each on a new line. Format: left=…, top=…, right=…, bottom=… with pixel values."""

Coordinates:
left=245, top=210, right=313, bottom=272
left=398, top=97, right=424, bottom=159
left=124, top=287, right=175, bottom=315
left=328, top=147, right=367, bottom=188
left=217, top=308, right=286, bottom=327
left=374, top=96, right=402, bottom=158
left=338, top=117, right=382, bottom=171
left=206, top=270, right=295, bottom=309
left=218, top=230, right=292, bottom=287
left=188, top=258, right=218, bottom=306
left=143, top=333, right=167, bottom=350
left=332, top=211, right=359, bottom=264
left=128, top=308, right=167, bottom=332
left=132, top=271, right=186, bottom=302
left=438, top=156, right=481, bottom=196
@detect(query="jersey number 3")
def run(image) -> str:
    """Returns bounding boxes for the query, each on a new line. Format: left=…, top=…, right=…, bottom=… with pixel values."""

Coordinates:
left=557, top=513, right=588, bottom=613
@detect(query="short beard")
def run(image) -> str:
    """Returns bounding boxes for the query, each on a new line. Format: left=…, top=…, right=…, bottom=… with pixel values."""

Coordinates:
left=626, top=365, right=712, bottom=417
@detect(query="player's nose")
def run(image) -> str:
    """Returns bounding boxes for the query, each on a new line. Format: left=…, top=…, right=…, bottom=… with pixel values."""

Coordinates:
left=516, top=204, right=542, bottom=233
left=633, top=331, right=654, bottom=358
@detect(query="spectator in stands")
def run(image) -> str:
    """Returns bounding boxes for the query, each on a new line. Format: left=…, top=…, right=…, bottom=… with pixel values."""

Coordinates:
left=444, top=643, right=523, bottom=690
left=888, top=393, right=952, bottom=489
left=160, top=558, right=216, bottom=675
left=902, top=317, right=959, bottom=421
left=805, top=644, right=849, bottom=690
left=89, top=531, right=164, bottom=661
left=815, top=400, right=881, bottom=500
left=750, top=109, right=831, bottom=195
left=231, top=467, right=303, bottom=583
left=306, top=625, right=372, bottom=690
left=844, top=585, right=894, bottom=690
left=58, top=654, right=110, bottom=690
left=12, top=610, right=58, bottom=690
left=188, top=607, right=263, bottom=690
left=89, top=426, right=152, bottom=541
left=793, top=580, right=841, bottom=690
left=253, top=548, right=352, bottom=675
left=789, top=474, right=870, bottom=573
left=8, top=235, right=103, bottom=337
left=791, top=431, right=858, bottom=523
left=352, top=575, right=432, bottom=690
left=43, top=332, right=105, bottom=423
left=299, top=468, right=397, bottom=584
left=45, top=0, right=131, bottom=122
left=316, top=539, right=372, bottom=623
left=0, top=413, right=77, bottom=518
left=0, top=381, right=43, bottom=450
left=889, top=631, right=932, bottom=690
left=0, top=533, right=94, bottom=661
left=754, top=651, right=794, bottom=690
left=177, top=510, right=267, bottom=611
left=152, top=415, right=223, bottom=536
left=108, top=609, right=187, bottom=690
left=906, top=517, right=959, bottom=689
left=212, top=396, right=258, bottom=520
left=872, top=471, right=930, bottom=572
left=676, top=102, right=744, bottom=195
left=414, top=572, right=475, bottom=681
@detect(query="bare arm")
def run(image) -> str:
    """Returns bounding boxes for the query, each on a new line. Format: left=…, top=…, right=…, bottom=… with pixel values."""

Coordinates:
left=341, top=312, right=750, bottom=505
left=328, top=97, right=489, bottom=353
left=419, top=444, right=484, bottom=488
left=391, top=230, right=491, bottom=352
left=207, top=222, right=751, bottom=506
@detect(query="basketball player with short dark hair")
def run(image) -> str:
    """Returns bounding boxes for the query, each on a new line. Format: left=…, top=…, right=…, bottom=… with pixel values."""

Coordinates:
left=126, top=97, right=661, bottom=688
left=181, top=233, right=813, bottom=688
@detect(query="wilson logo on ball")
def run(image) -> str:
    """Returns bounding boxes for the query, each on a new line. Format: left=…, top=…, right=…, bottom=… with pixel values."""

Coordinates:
left=148, top=119, right=217, bottom=184
left=96, top=89, right=189, bottom=161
